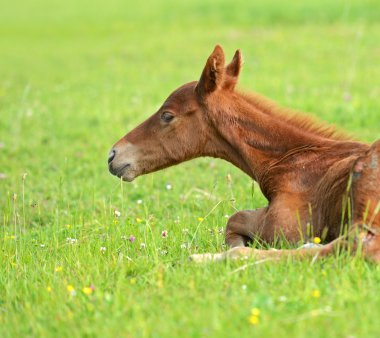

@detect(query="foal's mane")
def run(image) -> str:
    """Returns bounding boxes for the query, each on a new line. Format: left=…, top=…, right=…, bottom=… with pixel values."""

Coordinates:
left=238, top=90, right=351, bottom=141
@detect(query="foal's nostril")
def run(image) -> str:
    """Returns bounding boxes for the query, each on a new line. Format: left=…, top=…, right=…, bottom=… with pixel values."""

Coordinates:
left=108, top=149, right=116, bottom=164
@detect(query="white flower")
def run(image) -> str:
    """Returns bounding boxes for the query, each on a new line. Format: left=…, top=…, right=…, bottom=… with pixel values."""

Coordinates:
left=180, top=243, right=188, bottom=249
left=140, top=243, right=146, bottom=249
left=40, top=244, right=45, bottom=248
left=182, top=228, right=189, bottom=233
left=137, top=199, right=143, bottom=204
left=166, top=184, right=172, bottom=190
left=100, top=246, right=106, bottom=253
left=114, top=210, right=121, bottom=217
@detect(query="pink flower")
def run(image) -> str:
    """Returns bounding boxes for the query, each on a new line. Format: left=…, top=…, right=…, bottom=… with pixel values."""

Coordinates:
left=129, top=235, right=136, bottom=242
left=161, top=230, right=168, bottom=238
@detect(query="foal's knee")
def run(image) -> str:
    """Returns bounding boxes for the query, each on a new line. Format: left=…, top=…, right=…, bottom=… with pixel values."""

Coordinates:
left=225, top=211, right=252, bottom=247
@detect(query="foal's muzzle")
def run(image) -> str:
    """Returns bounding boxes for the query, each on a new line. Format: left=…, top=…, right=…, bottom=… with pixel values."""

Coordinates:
left=107, top=144, right=137, bottom=181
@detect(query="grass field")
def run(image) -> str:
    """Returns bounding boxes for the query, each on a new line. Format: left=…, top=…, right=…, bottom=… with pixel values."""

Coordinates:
left=1, top=0, right=380, bottom=337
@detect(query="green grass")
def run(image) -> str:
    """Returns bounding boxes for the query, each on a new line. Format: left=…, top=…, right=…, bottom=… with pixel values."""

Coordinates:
left=1, top=0, right=380, bottom=337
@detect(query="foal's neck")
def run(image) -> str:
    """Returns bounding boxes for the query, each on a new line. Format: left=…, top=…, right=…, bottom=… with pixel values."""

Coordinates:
left=205, top=91, right=354, bottom=198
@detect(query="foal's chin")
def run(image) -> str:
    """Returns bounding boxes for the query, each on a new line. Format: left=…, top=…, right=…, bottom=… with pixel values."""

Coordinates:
left=119, top=170, right=138, bottom=182
left=112, top=166, right=138, bottom=182
left=121, top=174, right=136, bottom=182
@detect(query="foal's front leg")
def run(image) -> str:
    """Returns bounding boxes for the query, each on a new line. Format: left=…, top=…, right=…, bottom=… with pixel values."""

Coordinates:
left=225, top=208, right=268, bottom=247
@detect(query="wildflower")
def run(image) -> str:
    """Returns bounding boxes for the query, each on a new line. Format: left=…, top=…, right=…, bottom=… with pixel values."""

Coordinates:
left=65, top=224, right=72, bottom=229
left=248, top=315, right=259, bottom=325
left=114, top=210, right=121, bottom=217
left=140, top=243, right=146, bottom=249
left=136, top=218, right=143, bottom=223
left=129, top=235, right=136, bottom=243
left=313, top=237, right=321, bottom=244
left=55, top=266, right=63, bottom=272
left=248, top=308, right=260, bottom=326
left=180, top=243, right=187, bottom=249
left=100, top=246, right=106, bottom=253
left=121, top=235, right=127, bottom=241
left=137, top=199, right=143, bottom=204
left=224, top=214, right=229, bottom=218
left=40, top=244, right=45, bottom=248
left=197, top=217, right=204, bottom=222
left=22, top=173, right=28, bottom=180
left=166, top=183, right=172, bottom=190
left=251, top=308, right=260, bottom=316
left=82, top=287, right=93, bottom=295
left=311, top=289, right=321, bottom=298
left=67, top=285, right=76, bottom=296
left=113, top=219, right=119, bottom=225
left=66, top=237, right=77, bottom=244
left=160, top=250, right=168, bottom=256
left=46, top=286, right=52, bottom=293
left=130, top=278, right=137, bottom=285
left=241, top=284, right=247, bottom=291
left=161, top=230, right=168, bottom=238
left=182, top=228, right=189, bottom=233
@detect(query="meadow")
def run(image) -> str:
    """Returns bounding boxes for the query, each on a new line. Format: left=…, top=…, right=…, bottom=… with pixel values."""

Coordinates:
left=1, top=0, right=380, bottom=337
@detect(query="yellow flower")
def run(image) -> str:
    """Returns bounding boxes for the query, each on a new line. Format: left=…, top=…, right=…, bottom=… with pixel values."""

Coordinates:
left=248, top=315, right=259, bottom=325
left=82, top=287, right=93, bottom=295
left=65, top=224, right=72, bottom=229
left=136, top=218, right=143, bottom=223
left=67, top=285, right=75, bottom=293
left=251, top=308, right=260, bottom=316
left=313, top=237, right=321, bottom=244
left=55, top=266, right=63, bottom=272
left=311, top=289, right=321, bottom=298
left=197, top=217, right=204, bottom=222
left=46, top=286, right=52, bottom=293
left=130, top=278, right=137, bottom=285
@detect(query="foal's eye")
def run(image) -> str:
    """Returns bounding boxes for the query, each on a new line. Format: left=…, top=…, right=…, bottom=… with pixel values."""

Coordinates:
left=161, top=111, right=174, bottom=123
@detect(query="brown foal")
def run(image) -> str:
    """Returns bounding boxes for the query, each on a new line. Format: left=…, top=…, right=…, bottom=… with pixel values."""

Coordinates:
left=108, top=45, right=380, bottom=262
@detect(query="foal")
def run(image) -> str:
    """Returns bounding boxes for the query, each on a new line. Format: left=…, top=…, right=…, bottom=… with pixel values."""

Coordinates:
left=108, top=45, right=380, bottom=262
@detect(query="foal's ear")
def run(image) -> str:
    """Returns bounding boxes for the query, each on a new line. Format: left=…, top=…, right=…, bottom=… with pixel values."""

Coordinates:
left=223, top=49, right=243, bottom=91
left=195, top=45, right=225, bottom=97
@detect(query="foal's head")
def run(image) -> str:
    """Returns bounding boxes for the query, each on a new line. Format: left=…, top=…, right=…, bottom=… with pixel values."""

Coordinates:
left=108, top=45, right=242, bottom=181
